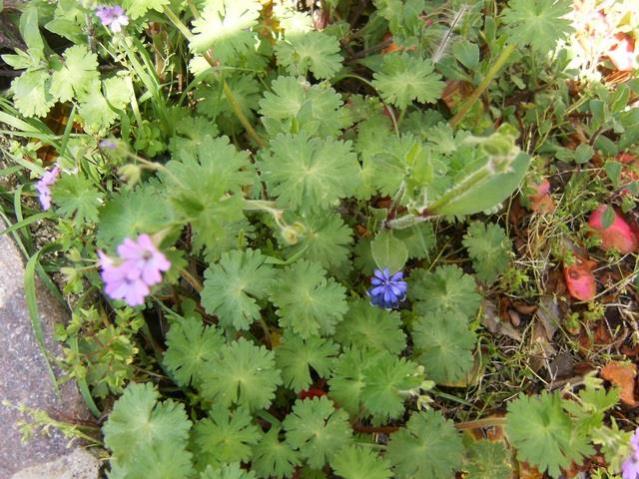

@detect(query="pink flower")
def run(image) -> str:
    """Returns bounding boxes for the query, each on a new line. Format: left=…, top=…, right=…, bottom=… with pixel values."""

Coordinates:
left=116, top=234, right=171, bottom=286
left=98, top=235, right=170, bottom=307
left=35, top=166, right=60, bottom=211
left=96, top=5, right=129, bottom=33
left=622, top=428, right=639, bottom=479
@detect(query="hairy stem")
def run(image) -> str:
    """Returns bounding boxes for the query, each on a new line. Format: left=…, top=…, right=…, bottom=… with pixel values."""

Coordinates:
left=450, top=42, right=517, bottom=128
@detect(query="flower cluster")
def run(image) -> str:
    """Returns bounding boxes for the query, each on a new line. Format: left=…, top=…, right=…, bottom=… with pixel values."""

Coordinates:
left=623, top=428, right=639, bottom=479
left=368, top=268, right=408, bottom=309
left=99, top=234, right=171, bottom=307
left=96, top=5, right=129, bottom=33
left=36, top=166, right=60, bottom=211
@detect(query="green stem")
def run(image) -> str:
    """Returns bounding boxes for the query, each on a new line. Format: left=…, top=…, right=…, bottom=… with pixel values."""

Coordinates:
left=386, top=162, right=495, bottom=229
left=450, top=42, right=517, bottom=128
left=163, top=6, right=266, bottom=147
left=163, top=6, right=193, bottom=40
left=221, top=75, right=266, bottom=148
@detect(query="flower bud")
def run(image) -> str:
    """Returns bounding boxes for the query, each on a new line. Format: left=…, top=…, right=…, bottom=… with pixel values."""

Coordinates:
left=118, top=164, right=142, bottom=186
left=280, top=222, right=306, bottom=245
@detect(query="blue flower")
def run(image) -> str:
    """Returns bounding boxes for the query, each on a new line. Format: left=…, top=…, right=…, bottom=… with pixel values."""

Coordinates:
left=368, top=268, right=408, bottom=309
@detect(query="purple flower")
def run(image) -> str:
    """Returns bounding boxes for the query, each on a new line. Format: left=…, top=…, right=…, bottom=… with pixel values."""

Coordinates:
left=116, top=234, right=171, bottom=286
left=99, top=252, right=150, bottom=306
left=98, top=235, right=171, bottom=307
left=96, top=5, right=129, bottom=33
left=99, top=139, right=118, bottom=150
left=35, top=166, right=61, bottom=211
left=368, top=268, right=408, bottom=309
left=622, top=428, right=639, bottom=479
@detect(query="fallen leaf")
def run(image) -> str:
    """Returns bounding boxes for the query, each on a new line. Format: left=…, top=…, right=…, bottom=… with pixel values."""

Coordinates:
left=588, top=205, right=639, bottom=254
left=518, top=461, right=544, bottom=479
left=482, top=300, right=522, bottom=341
left=563, top=258, right=597, bottom=301
left=601, top=361, right=637, bottom=406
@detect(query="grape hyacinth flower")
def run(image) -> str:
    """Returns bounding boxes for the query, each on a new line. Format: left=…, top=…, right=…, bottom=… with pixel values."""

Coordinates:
left=96, top=5, right=129, bottom=33
left=98, top=234, right=171, bottom=307
left=622, top=428, right=639, bottom=479
left=35, top=166, right=61, bottom=211
left=368, top=268, right=408, bottom=309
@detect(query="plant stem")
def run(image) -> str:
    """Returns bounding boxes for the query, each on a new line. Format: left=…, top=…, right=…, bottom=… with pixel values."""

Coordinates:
left=163, top=6, right=266, bottom=148
left=455, top=416, right=507, bottom=430
left=180, top=269, right=203, bottom=293
left=450, top=42, right=517, bottom=128
left=163, top=6, right=193, bottom=40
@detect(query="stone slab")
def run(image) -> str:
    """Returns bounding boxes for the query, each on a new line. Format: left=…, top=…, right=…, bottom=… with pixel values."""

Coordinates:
left=0, top=222, right=96, bottom=478
left=11, top=449, right=100, bottom=479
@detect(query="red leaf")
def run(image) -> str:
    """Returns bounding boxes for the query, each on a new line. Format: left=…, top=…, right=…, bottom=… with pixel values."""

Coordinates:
left=588, top=205, right=639, bottom=254
left=563, top=258, right=597, bottom=301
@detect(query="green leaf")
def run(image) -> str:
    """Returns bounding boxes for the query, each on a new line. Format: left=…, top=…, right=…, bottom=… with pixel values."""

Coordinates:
left=52, top=174, right=103, bottom=224
left=163, top=315, right=224, bottom=387
left=327, top=347, right=368, bottom=415
left=50, top=45, right=98, bottom=102
left=122, top=0, right=169, bottom=19
left=77, top=80, right=126, bottom=133
left=387, top=410, right=463, bottom=479
left=334, top=299, right=406, bottom=355
left=330, top=445, right=393, bottom=479
left=430, top=151, right=531, bottom=216
left=372, top=53, right=444, bottom=109
left=370, top=231, right=408, bottom=273
left=462, top=222, right=512, bottom=284
left=574, top=144, right=594, bottom=164
left=411, top=313, right=475, bottom=384
left=11, top=70, right=54, bottom=118
left=97, top=185, right=173, bottom=250
left=285, top=213, right=353, bottom=272
left=270, top=260, right=348, bottom=338
left=396, top=222, right=436, bottom=260
left=252, top=427, right=301, bottom=479
left=201, top=249, right=275, bottom=330
left=604, top=160, right=622, bottom=187
left=506, top=392, right=591, bottom=478
left=200, top=463, right=257, bottom=479
left=361, top=352, right=424, bottom=423
left=452, top=41, right=480, bottom=70
left=374, top=0, right=427, bottom=39
left=260, top=132, right=360, bottom=211
left=275, top=31, right=343, bottom=79
left=259, top=76, right=352, bottom=137
left=463, top=440, right=512, bottom=479
left=199, top=338, right=282, bottom=411
left=283, top=397, right=353, bottom=469
left=275, top=333, right=339, bottom=392
left=192, top=405, right=262, bottom=469
left=166, top=135, right=255, bottom=254
left=19, top=5, right=44, bottom=57
left=190, top=0, right=262, bottom=58
left=502, top=0, right=573, bottom=52
left=196, top=75, right=261, bottom=135
left=409, top=265, right=481, bottom=319
left=103, top=383, right=193, bottom=479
